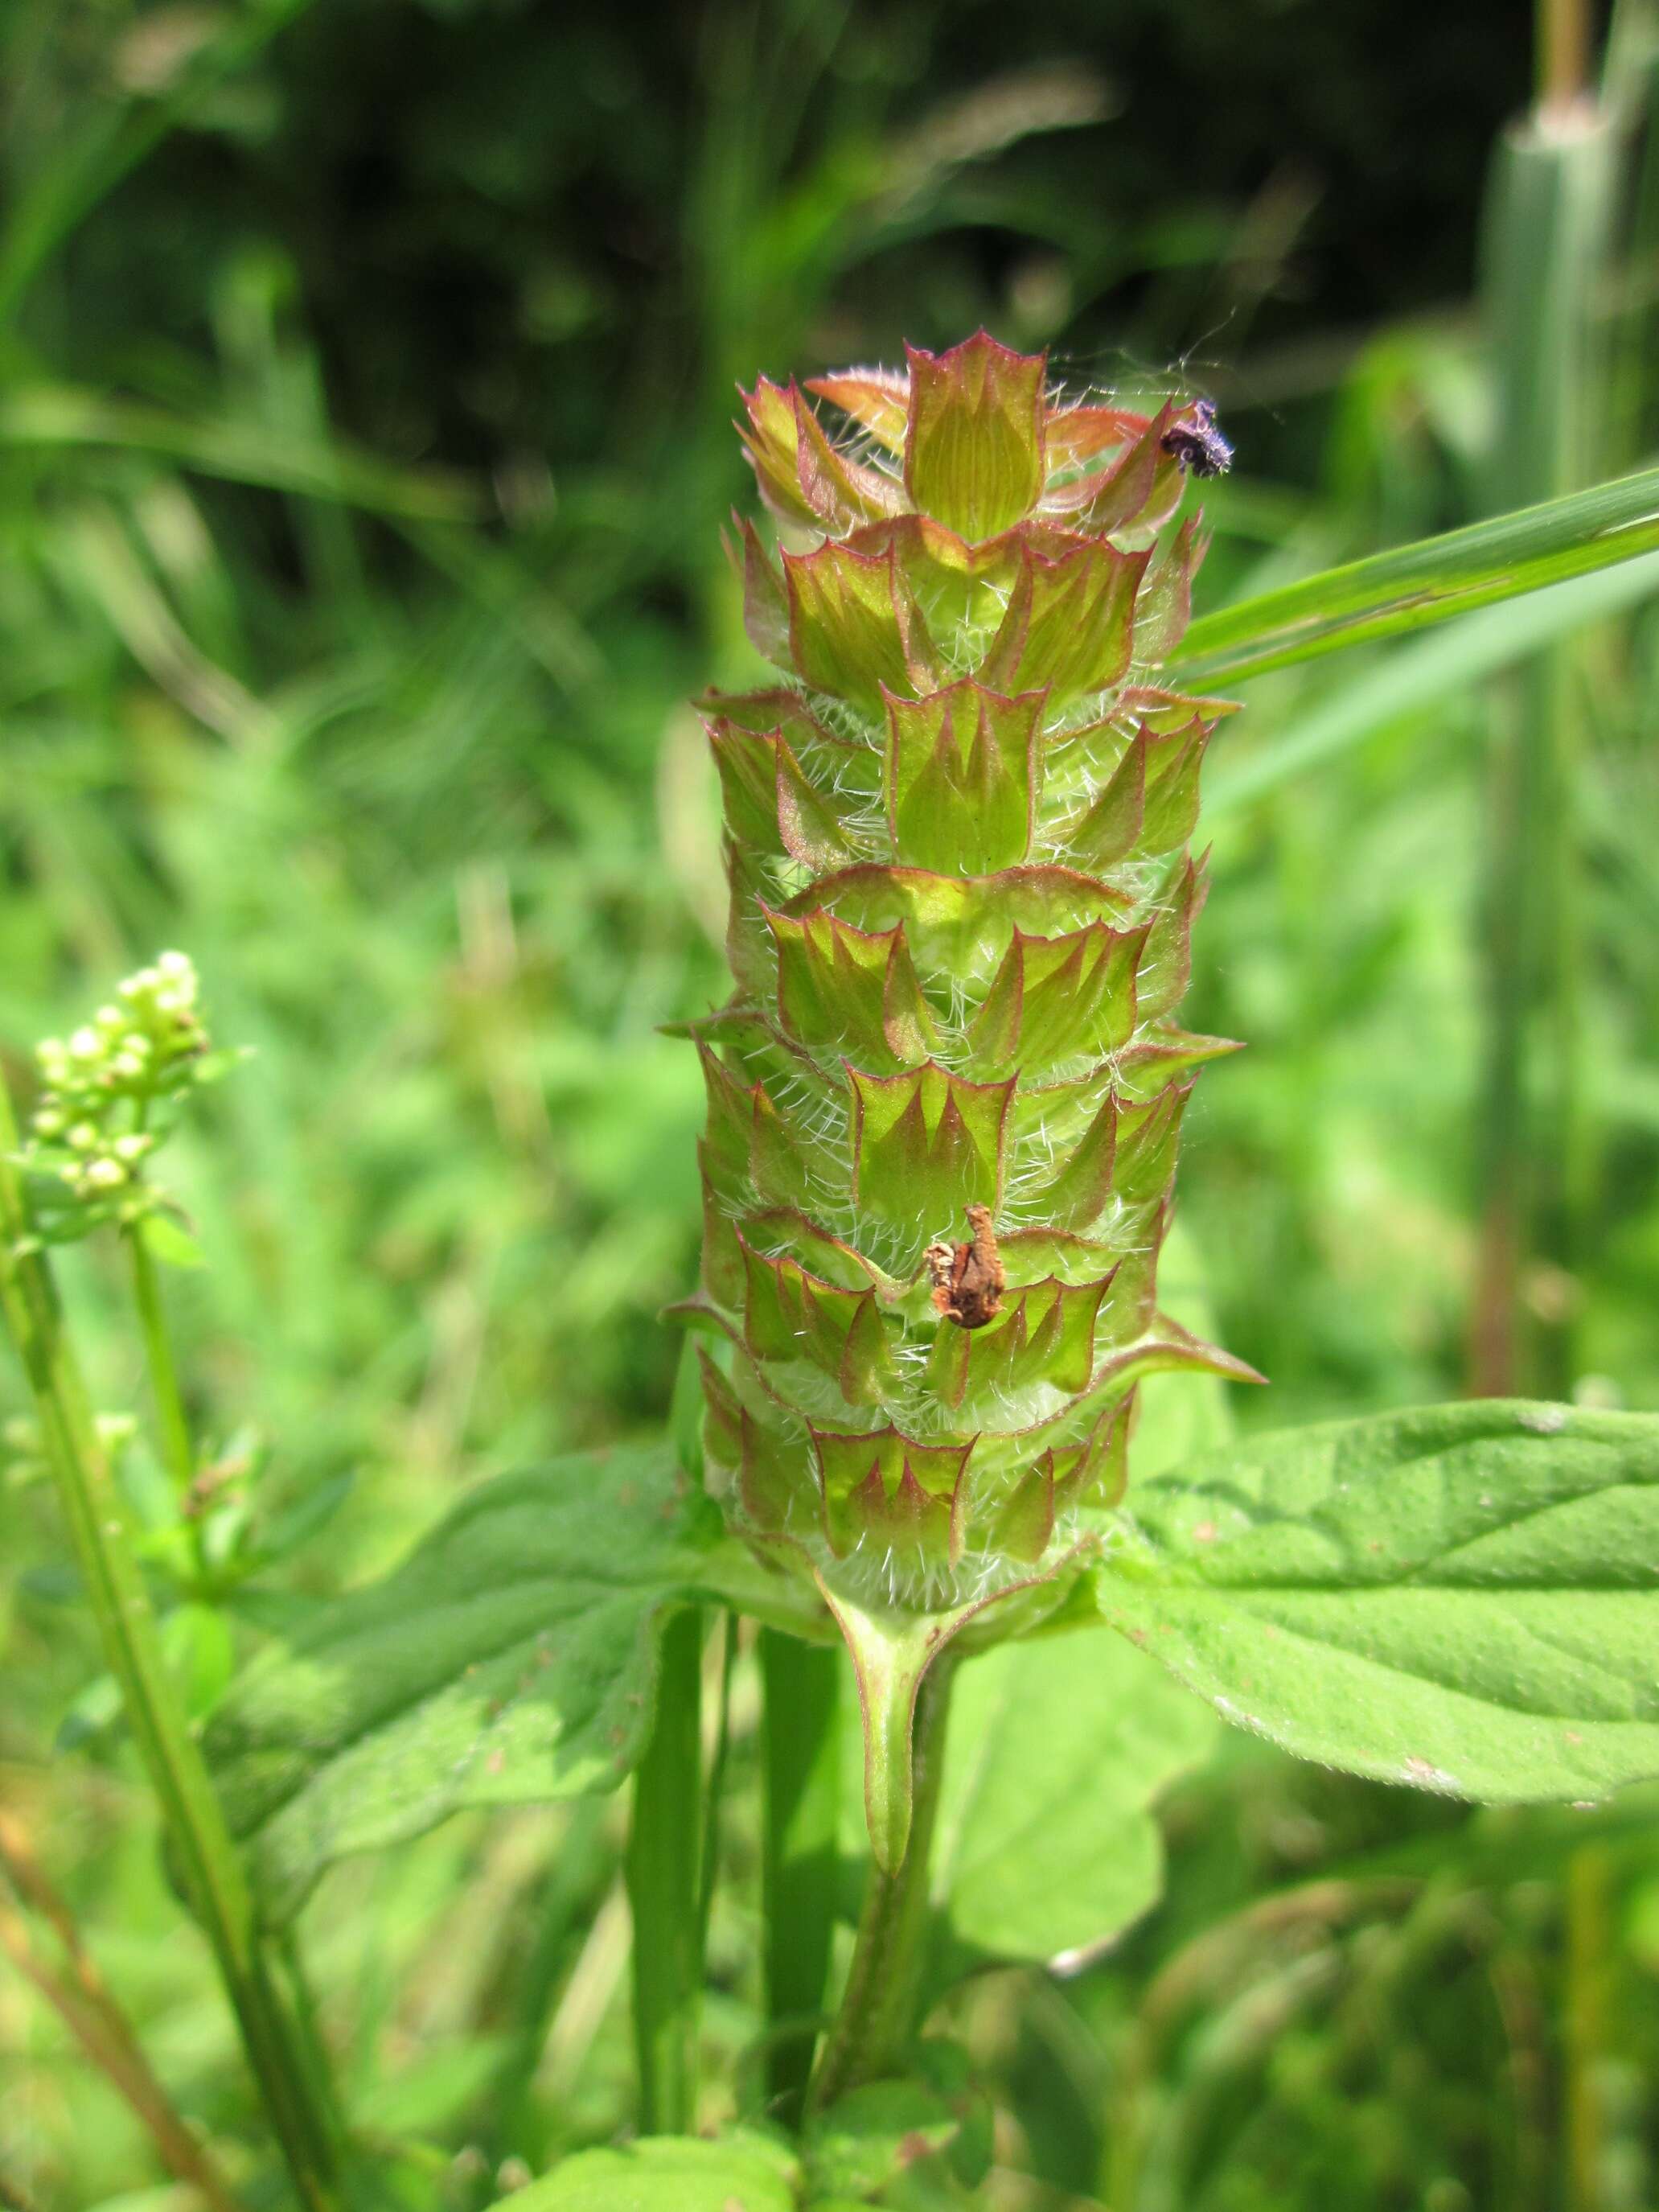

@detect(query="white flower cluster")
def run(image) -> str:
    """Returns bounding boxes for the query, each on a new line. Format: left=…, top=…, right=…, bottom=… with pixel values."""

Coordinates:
left=29, top=953, right=207, bottom=1203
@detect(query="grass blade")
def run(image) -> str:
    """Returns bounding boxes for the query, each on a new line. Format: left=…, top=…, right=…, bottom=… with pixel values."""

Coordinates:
left=758, top=1630, right=841, bottom=2128
left=626, top=1605, right=704, bottom=2136
left=1470, top=92, right=1619, bottom=1396
left=1173, top=463, right=1659, bottom=685
left=1205, top=550, right=1659, bottom=816
left=0, top=386, right=480, bottom=522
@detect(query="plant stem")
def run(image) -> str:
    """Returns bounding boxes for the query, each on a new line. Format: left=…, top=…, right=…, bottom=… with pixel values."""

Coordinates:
left=126, top=1222, right=196, bottom=1493
left=1564, top=1844, right=1612, bottom=2211
left=1539, top=0, right=1591, bottom=108
left=1472, top=87, right=1616, bottom=1396
left=626, top=1603, right=704, bottom=2135
left=0, top=1808, right=246, bottom=2212
left=0, top=1078, right=339, bottom=2206
left=808, top=1652, right=955, bottom=2112
left=759, top=1629, right=841, bottom=2127
left=697, top=1608, right=737, bottom=1945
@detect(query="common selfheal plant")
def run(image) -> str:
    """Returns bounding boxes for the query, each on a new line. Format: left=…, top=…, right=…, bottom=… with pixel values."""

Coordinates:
left=680, top=334, right=1258, bottom=1865
left=13, top=337, right=1659, bottom=2209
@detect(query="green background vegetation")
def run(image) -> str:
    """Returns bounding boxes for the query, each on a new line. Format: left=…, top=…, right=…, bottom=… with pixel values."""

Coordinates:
left=4, top=1, right=1659, bottom=2206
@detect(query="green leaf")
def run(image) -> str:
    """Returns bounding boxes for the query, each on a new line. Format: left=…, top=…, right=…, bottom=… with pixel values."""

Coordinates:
left=849, top=1062, right=1013, bottom=1239
left=55, top=1669, right=123, bottom=1753
left=904, top=335, right=1047, bottom=541
left=203, top=1443, right=717, bottom=1923
left=885, top=680, right=1040, bottom=874
left=961, top=922, right=1142, bottom=1079
left=496, top=2133, right=799, bottom=2211
left=817, top=1586, right=977, bottom=1873
left=805, top=2077, right=962, bottom=2200
left=1205, top=552, right=1659, bottom=816
left=159, top=1601, right=235, bottom=1724
left=1097, top=1402, right=1659, bottom=1802
left=760, top=1628, right=842, bottom=2125
left=1174, top=464, right=1659, bottom=685
left=785, top=540, right=935, bottom=705
left=626, top=1606, right=704, bottom=2134
left=926, top=1630, right=1215, bottom=1990
left=0, top=384, right=480, bottom=522
left=138, top=1211, right=207, bottom=1270
left=767, top=907, right=938, bottom=1071
left=979, top=539, right=1144, bottom=701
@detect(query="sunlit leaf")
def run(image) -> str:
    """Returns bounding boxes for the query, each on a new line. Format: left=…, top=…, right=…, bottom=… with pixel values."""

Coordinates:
left=203, top=1443, right=719, bottom=1923
left=1097, top=1402, right=1659, bottom=1801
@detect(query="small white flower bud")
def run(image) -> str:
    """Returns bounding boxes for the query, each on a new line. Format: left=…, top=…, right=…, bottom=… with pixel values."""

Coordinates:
left=67, top=1122, right=99, bottom=1153
left=109, top=1052, right=146, bottom=1081
left=69, top=1027, right=102, bottom=1061
left=31, top=1108, right=65, bottom=1138
left=112, top=1133, right=153, bottom=1162
left=94, top=1005, right=125, bottom=1034
left=82, top=1157, right=125, bottom=1191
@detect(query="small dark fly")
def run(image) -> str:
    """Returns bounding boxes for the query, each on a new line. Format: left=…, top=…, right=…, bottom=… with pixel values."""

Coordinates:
left=1160, top=398, right=1234, bottom=479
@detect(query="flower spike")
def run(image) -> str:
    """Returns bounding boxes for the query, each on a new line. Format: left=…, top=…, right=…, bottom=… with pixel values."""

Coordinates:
left=688, top=340, right=1246, bottom=1864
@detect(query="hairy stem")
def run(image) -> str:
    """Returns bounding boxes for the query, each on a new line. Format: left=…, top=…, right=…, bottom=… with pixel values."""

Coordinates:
left=0, top=1077, right=339, bottom=2207
left=809, top=1653, right=955, bottom=2111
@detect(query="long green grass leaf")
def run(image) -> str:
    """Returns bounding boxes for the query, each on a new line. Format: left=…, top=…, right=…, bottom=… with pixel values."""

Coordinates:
left=0, top=387, right=480, bottom=522
left=626, top=1606, right=704, bottom=2136
left=759, top=1630, right=841, bottom=2127
left=1206, top=550, right=1659, bottom=814
left=1174, top=463, right=1659, bottom=684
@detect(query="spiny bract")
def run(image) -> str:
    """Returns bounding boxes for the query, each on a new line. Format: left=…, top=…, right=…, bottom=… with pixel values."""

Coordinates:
left=683, top=332, right=1255, bottom=1621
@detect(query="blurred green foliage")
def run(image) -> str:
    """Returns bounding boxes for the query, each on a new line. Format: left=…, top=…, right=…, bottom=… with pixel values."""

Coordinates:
left=3, top=1, right=1659, bottom=2206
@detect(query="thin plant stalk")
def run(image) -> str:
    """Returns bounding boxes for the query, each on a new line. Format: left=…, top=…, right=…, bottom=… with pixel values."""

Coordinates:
left=759, top=1629, right=840, bottom=2127
left=697, top=1609, right=739, bottom=1946
left=1472, top=80, right=1617, bottom=1396
left=126, top=1223, right=196, bottom=1495
left=626, top=1602, right=704, bottom=2134
left=0, top=1812, right=244, bottom=2212
left=1540, top=0, right=1592, bottom=109
left=1563, top=1843, right=1614, bottom=2210
left=0, top=1075, right=339, bottom=2207
left=809, top=1655, right=955, bottom=2112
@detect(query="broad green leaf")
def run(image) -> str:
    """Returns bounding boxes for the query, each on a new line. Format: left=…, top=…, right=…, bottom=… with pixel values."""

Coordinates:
left=498, top=2132, right=799, bottom=2211
left=203, top=1443, right=718, bottom=1923
left=926, top=1630, right=1216, bottom=1988
left=1097, top=1402, right=1659, bottom=1802
left=1174, top=464, right=1659, bottom=684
